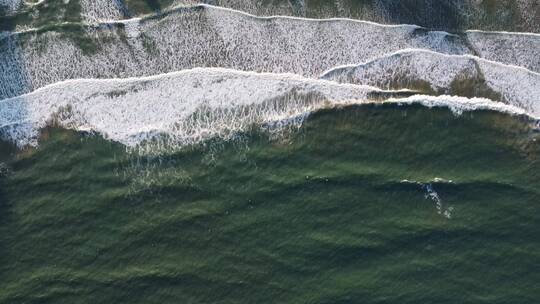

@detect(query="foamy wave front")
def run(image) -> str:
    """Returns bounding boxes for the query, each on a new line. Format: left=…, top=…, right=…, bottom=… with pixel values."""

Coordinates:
left=2, top=4, right=538, bottom=100
left=0, top=68, right=388, bottom=149
left=384, top=94, right=531, bottom=117
left=321, top=49, right=540, bottom=117
left=0, top=68, right=533, bottom=151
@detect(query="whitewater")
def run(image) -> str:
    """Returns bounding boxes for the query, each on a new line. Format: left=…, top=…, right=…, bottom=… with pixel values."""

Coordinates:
left=1, top=4, right=539, bottom=100
left=0, top=3, right=538, bottom=152
left=321, top=49, right=540, bottom=115
left=0, top=68, right=534, bottom=151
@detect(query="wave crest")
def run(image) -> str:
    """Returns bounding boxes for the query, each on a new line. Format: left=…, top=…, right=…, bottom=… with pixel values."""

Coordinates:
left=0, top=68, right=534, bottom=152
left=0, top=68, right=387, bottom=149
left=321, top=49, right=540, bottom=117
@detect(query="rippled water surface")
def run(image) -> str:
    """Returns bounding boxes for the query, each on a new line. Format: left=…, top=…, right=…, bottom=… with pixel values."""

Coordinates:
left=1, top=106, right=539, bottom=303
left=1, top=0, right=539, bottom=302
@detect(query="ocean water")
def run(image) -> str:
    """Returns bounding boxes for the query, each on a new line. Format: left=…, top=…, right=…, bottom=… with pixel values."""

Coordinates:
left=2, top=0, right=538, bottom=32
left=2, top=4, right=540, bottom=100
left=1, top=105, right=539, bottom=303
left=1, top=0, right=539, bottom=302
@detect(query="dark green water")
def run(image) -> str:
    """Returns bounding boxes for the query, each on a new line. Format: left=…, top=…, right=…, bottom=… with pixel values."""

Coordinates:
left=1, top=105, right=539, bottom=303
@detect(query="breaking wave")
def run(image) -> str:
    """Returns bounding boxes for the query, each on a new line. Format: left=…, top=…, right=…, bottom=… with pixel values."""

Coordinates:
left=0, top=68, right=534, bottom=151
left=1, top=4, right=539, bottom=100
left=0, top=68, right=399, bottom=148
left=384, top=94, right=532, bottom=118
left=321, top=49, right=540, bottom=117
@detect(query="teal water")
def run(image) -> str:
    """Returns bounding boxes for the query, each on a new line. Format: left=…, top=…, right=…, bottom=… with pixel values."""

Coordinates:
left=0, top=105, right=539, bottom=303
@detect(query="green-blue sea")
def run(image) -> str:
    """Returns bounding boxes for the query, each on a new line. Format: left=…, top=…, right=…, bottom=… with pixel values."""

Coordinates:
left=1, top=105, right=539, bottom=303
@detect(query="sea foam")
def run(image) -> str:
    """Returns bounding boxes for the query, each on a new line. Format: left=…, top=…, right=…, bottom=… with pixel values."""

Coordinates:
left=0, top=0, right=125, bottom=22
left=1, top=4, right=538, bottom=100
left=321, top=49, right=540, bottom=117
left=79, top=0, right=126, bottom=22
left=0, top=68, right=386, bottom=148
left=4, top=1, right=538, bottom=33
left=466, top=31, right=540, bottom=73
left=179, top=0, right=540, bottom=33
left=0, top=68, right=533, bottom=151
left=384, top=94, right=531, bottom=118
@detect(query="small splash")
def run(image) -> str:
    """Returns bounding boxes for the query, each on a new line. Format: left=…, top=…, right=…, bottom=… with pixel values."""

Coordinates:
left=401, top=178, right=455, bottom=219
left=422, top=183, right=454, bottom=219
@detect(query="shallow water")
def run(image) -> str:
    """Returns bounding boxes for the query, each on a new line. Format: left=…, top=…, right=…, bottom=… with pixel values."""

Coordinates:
left=1, top=105, right=539, bottom=303
left=2, top=0, right=538, bottom=32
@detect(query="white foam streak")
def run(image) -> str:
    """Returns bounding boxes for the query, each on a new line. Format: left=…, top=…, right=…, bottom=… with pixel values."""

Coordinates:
left=385, top=95, right=532, bottom=118
left=195, top=4, right=421, bottom=28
